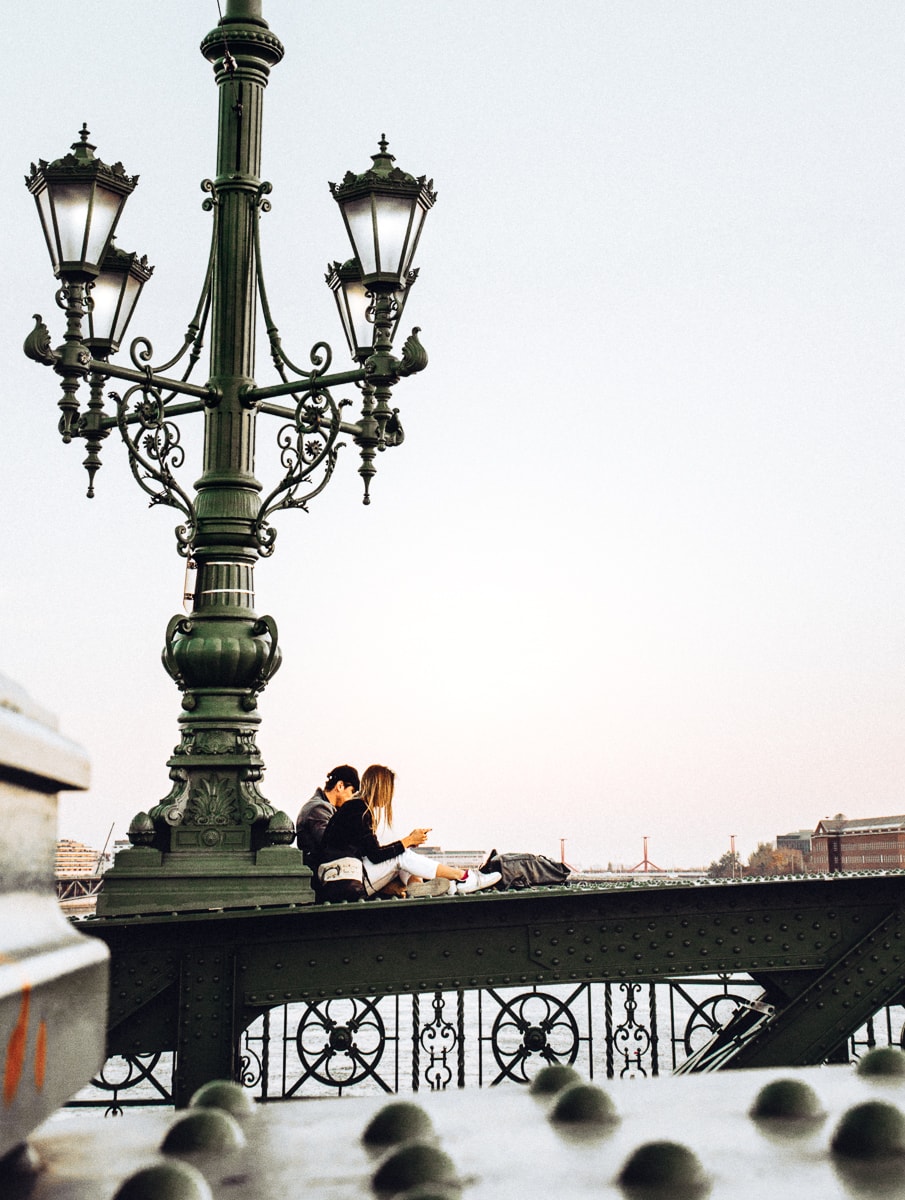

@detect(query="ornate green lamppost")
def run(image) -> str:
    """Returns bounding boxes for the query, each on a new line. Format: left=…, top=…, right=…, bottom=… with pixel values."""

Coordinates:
left=23, top=0, right=435, bottom=916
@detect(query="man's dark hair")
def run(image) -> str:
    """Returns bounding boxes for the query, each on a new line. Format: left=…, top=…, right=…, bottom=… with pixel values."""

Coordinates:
left=325, top=764, right=359, bottom=792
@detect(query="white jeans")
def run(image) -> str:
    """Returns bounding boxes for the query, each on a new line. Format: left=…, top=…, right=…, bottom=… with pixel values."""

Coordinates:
left=363, top=849, right=439, bottom=895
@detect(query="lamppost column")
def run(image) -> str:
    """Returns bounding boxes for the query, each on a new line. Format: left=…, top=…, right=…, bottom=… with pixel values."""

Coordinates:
left=162, top=2, right=285, bottom=791
left=197, top=2, right=284, bottom=509
left=97, top=3, right=299, bottom=916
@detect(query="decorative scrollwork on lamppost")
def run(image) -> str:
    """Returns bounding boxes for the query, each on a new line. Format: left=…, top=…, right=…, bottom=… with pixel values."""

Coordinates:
left=22, top=1, right=436, bottom=917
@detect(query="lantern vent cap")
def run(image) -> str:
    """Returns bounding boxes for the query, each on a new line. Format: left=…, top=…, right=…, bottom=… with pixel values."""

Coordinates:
left=26, top=124, right=138, bottom=196
left=329, top=135, right=437, bottom=206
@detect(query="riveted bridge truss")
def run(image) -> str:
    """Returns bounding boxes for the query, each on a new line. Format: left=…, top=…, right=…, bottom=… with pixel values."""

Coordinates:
left=82, top=872, right=905, bottom=1107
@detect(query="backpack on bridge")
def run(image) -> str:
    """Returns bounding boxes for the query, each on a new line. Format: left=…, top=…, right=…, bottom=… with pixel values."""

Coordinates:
left=479, top=849, right=571, bottom=890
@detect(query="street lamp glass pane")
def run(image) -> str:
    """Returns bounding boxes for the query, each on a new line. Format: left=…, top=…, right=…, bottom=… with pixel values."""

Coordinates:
left=401, top=205, right=427, bottom=275
left=113, top=273, right=142, bottom=345
left=344, top=277, right=374, bottom=356
left=374, top=194, right=413, bottom=277
left=343, top=196, right=377, bottom=276
left=83, top=184, right=123, bottom=271
left=34, top=187, right=58, bottom=271
left=51, top=181, right=94, bottom=266
left=89, top=271, right=124, bottom=344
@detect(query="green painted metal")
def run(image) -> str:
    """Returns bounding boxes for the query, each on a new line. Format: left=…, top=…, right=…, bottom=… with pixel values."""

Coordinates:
left=85, top=872, right=905, bottom=1105
left=97, top=5, right=301, bottom=915
left=24, top=4, right=433, bottom=919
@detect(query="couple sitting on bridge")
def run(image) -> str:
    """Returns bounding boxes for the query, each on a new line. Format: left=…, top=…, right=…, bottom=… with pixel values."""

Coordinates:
left=296, top=763, right=502, bottom=903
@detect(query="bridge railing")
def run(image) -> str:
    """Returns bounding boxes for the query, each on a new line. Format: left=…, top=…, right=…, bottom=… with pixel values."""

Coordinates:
left=66, top=974, right=905, bottom=1113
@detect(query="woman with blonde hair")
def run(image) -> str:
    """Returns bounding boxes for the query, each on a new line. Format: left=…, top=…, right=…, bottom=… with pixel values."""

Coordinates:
left=316, top=764, right=501, bottom=902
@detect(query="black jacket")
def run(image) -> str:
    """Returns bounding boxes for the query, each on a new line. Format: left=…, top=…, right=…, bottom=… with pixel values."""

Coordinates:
left=319, top=799, right=404, bottom=865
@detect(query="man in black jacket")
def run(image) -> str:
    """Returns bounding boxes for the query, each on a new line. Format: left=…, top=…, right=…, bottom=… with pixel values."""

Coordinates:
left=296, top=765, right=359, bottom=868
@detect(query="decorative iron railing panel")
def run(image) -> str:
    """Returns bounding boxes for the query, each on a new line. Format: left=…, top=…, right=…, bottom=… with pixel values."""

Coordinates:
left=67, top=1052, right=175, bottom=1114
left=69, top=977, right=905, bottom=1111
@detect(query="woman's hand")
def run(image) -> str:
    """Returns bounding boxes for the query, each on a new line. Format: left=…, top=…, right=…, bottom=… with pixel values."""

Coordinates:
left=403, top=827, right=431, bottom=848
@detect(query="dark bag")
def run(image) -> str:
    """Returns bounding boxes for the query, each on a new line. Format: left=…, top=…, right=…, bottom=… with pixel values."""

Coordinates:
left=480, top=849, right=571, bottom=890
left=316, top=856, right=366, bottom=903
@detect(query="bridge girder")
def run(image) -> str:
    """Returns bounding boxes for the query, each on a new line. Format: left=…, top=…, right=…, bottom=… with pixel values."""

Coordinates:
left=84, top=872, right=905, bottom=1105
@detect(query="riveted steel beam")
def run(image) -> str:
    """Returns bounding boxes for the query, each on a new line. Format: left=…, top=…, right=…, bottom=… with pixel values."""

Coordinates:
left=174, top=949, right=238, bottom=1107
left=85, top=872, right=905, bottom=1102
left=715, top=903, right=905, bottom=1068
left=107, top=948, right=179, bottom=1028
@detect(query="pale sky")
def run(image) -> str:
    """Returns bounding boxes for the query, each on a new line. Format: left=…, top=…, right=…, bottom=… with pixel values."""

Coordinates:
left=3, top=2, right=904, bottom=869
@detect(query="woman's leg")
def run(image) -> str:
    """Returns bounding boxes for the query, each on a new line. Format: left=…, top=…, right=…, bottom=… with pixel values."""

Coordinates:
left=364, top=851, right=492, bottom=894
left=436, top=863, right=466, bottom=881
left=397, top=849, right=473, bottom=883
left=363, top=851, right=439, bottom=895
left=363, top=856, right=402, bottom=895
left=398, top=849, right=443, bottom=880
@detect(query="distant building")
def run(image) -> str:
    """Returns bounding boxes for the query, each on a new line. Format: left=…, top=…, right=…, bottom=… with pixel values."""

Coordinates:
left=416, top=846, right=488, bottom=870
left=777, top=829, right=812, bottom=858
left=55, top=838, right=107, bottom=876
left=809, top=815, right=905, bottom=872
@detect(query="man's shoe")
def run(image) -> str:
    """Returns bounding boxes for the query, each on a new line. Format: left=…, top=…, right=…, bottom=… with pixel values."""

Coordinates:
left=456, top=869, right=502, bottom=894
left=407, top=878, right=452, bottom=898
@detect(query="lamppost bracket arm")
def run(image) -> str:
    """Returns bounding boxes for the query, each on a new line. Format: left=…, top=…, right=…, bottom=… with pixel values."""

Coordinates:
left=100, top=398, right=207, bottom=430
left=256, top=400, right=362, bottom=439
left=95, top=359, right=219, bottom=404
left=244, top=367, right=369, bottom=404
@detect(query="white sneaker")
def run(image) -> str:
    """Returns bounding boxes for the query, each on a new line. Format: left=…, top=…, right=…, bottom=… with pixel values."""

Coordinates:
left=456, top=869, right=502, bottom=894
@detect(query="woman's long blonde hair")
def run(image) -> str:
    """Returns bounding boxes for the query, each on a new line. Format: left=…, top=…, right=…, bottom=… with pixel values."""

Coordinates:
left=360, top=764, right=396, bottom=829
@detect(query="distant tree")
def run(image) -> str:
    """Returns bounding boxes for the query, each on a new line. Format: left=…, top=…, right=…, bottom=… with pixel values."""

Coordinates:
left=777, top=847, right=805, bottom=873
left=707, top=850, right=742, bottom=879
left=747, top=842, right=804, bottom=876
left=747, top=842, right=778, bottom=875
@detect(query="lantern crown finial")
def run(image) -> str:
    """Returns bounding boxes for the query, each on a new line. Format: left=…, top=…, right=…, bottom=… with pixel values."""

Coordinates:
left=72, top=124, right=96, bottom=160
left=329, top=137, right=436, bottom=201
left=372, top=134, right=394, bottom=172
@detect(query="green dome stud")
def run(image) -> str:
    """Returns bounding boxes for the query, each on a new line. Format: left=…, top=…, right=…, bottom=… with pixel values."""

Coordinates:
left=530, top=1064, right=583, bottom=1097
left=750, top=1078, right=824, bottom=1120
left=857, top=1047, right=905, bottom=1080
left=188, top=1079, right=256, bottom=1117
left=112, top=1162, right=212, bottom=1200
left=617, top=1140, right=710, bottom=1197
left=162, top=1108, right=246, bottom=1154
left=362, top=1101, right=435, bottom=1149
left=550, top=1083, right=619, bottom=1135
left=371, top=1142, right=459, bottom=1196
left=831, top=1101, right=905, bottom=1159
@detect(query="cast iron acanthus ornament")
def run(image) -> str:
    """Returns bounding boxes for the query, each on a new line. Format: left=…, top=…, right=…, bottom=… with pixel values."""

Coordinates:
left=22, top=2, right=436, bottom=915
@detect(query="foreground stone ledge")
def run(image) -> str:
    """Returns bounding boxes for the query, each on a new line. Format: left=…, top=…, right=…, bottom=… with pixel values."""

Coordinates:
left=0, top=673, right=107, bottom=1159
left=16, top=1063, right=901, bottom=1200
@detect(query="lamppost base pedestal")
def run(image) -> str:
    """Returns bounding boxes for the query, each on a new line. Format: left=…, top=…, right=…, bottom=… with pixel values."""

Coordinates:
left=95, top=844, right=313, bottom=917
